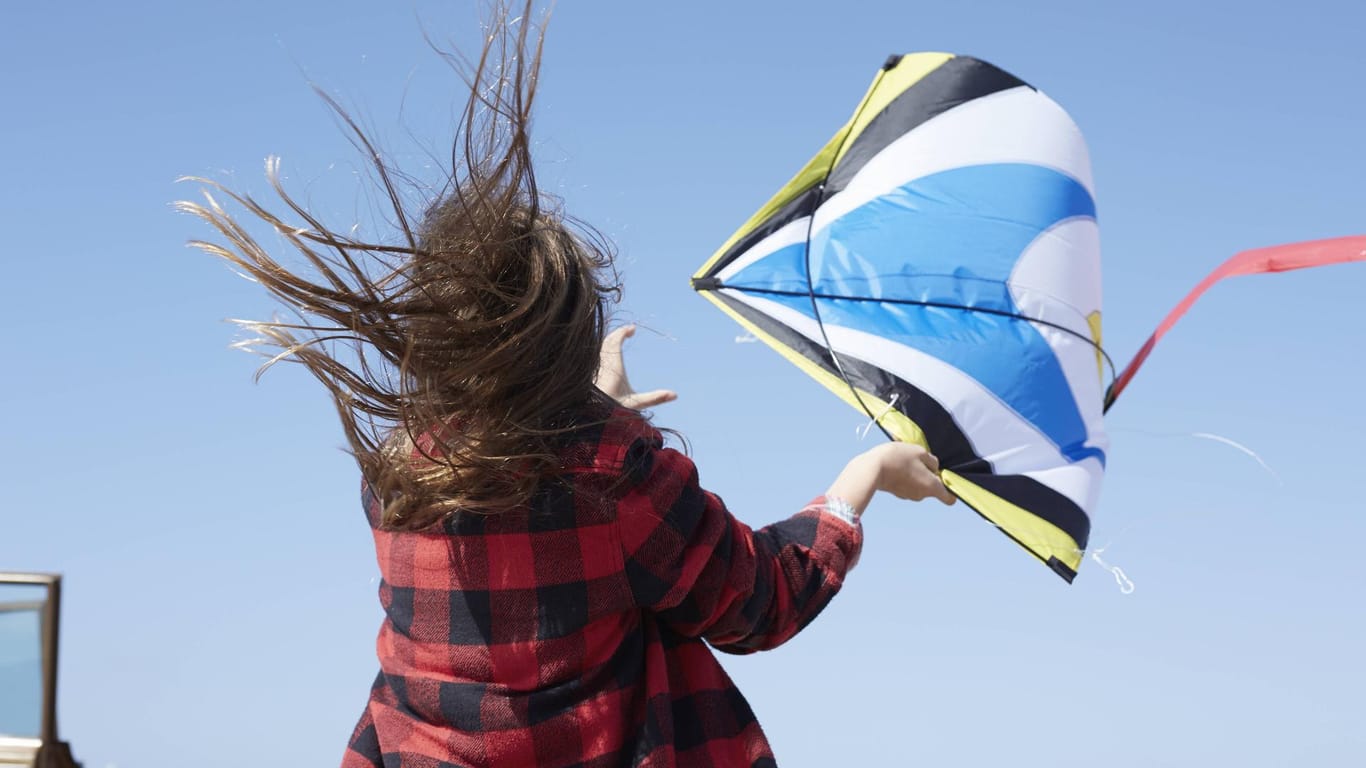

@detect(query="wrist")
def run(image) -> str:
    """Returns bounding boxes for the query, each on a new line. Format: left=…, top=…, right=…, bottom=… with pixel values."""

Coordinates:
left=860, top=443, right=893, bottom=492
left=819, top=495, right=860, bottom=526
left=827, top=448, right=882, bottom=517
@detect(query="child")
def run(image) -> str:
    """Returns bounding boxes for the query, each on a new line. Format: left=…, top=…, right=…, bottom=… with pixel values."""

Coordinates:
left=182, top=4, right=955, bottom=766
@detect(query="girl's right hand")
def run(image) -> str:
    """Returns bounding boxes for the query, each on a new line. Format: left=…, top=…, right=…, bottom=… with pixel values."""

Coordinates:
left=825, top=442, right=957, bottom=521
left=867, top=442, right=957, bottom=505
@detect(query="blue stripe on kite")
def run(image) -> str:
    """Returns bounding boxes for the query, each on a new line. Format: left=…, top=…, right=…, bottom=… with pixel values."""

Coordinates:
left=808, top=163, right=1097, bottom=303
left=728, top=163, right=1104, bottom=466
left=722, top=241, right=811, bottom=294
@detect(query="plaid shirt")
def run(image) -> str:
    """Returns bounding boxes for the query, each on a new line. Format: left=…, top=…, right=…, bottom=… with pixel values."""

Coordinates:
left=342, top=406, right=862, bottom=767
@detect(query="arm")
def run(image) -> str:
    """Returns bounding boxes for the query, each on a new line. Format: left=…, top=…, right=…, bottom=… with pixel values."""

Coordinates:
left=616, top=434, right=953, bottom=654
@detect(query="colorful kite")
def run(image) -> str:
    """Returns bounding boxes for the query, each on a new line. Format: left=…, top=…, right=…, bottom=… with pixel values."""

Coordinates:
left=691, top=53, right=1365, bottom=582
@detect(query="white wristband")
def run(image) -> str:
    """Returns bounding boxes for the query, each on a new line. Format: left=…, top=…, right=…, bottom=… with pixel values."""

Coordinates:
left=819, top=495, right=859, bottom=526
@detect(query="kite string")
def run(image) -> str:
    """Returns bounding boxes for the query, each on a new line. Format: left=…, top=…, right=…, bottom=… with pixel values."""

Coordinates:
left=929, top=495, right=1137, bottom=594
left=1019, top=427, right=1281, bottom=594
left=1188, top=431, right=1282, bottom=485
left=1059, top=427, right=1281, bottom=593
left=1109, top=427, right=1283, bottom=485
left=983, top=519, right=1137, bottom=595
left=1089, top=544, right=1135, bottom=594
left=857, top=393, right=900, bottom=440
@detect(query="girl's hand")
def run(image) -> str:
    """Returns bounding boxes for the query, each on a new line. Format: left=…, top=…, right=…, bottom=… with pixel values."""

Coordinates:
left=825, top=442, right=956, bottom=519
left=595, top=325, right=677, bottom=410
left=866, top=442, right=957, bottom=504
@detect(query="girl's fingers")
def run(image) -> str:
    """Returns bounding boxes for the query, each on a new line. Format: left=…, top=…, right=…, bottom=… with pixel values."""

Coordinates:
left=623, top=389, right=677, bottom=410
left=908, top=452, right=954, bottom=505
left=933, top=481, right=957, bottom=506
left=603, top=325, right=635, bottom=355
left=920, top=451, right=940, bottom=474
left=909, top=450, right=953, bottom=504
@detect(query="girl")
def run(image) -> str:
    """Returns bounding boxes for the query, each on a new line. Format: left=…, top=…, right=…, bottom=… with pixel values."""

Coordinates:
left=181, top=4, right=955, bottom=766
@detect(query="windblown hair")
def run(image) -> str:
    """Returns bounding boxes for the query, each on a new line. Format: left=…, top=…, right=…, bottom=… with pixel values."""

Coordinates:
left=178, top=2, right=620, bottom=531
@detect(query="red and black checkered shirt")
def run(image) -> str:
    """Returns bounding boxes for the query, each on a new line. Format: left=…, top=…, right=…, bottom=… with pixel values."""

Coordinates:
left=342, top=406, right=862, bottom=767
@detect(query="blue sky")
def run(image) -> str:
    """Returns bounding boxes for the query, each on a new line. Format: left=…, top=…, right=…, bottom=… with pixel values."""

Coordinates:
left=2, top=1, right=1363, bottom=766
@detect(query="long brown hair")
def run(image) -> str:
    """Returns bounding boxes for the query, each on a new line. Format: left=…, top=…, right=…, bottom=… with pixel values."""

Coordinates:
left=178, top=1, right=620, bottom=530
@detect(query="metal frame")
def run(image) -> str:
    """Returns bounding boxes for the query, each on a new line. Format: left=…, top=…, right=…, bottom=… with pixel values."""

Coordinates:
left=0, top=572, right=62, bottom=766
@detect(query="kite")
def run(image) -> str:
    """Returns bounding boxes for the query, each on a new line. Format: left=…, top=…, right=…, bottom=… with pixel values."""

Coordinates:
left=691, top=52, right=1365, bottom=582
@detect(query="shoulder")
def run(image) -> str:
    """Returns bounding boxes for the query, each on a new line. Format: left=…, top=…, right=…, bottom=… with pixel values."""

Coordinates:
left=559, top=402, right=667, bottom=477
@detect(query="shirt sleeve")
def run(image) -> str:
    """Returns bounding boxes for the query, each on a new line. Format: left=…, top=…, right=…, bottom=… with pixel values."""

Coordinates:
left=613, top=430, right=862, bottom=654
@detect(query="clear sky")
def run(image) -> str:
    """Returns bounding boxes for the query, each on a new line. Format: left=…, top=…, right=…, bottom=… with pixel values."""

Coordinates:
left=2, top=1, right=1364, bottom=766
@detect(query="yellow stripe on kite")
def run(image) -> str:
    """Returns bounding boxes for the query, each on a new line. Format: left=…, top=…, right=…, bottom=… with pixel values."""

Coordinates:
left=1087, top=310, right=1104, bottom=383
left=942, top=470, right=1084, bottom=572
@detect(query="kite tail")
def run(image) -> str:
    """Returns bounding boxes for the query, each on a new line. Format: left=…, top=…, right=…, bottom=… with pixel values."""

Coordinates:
left=1104, top=235, right=1366, bottom=412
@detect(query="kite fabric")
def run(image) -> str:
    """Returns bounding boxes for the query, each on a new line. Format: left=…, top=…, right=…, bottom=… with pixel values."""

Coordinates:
left=692, top=53, right=1106, bottom=581
left=689, top=52, right=1363, bottom=583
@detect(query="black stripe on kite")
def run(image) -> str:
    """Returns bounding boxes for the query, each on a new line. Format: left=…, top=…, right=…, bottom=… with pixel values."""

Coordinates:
left=955, top=471, right=1092, bottom=552
left=1047, top=557, right=1078, bottom=583
left=701, top=185, right=823, bottom=279
left=823, top=56, right=1029, bottom=199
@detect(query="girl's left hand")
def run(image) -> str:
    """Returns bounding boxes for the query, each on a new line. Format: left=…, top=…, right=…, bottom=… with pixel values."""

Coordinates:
left=595, top=325, right=678, bottom=410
